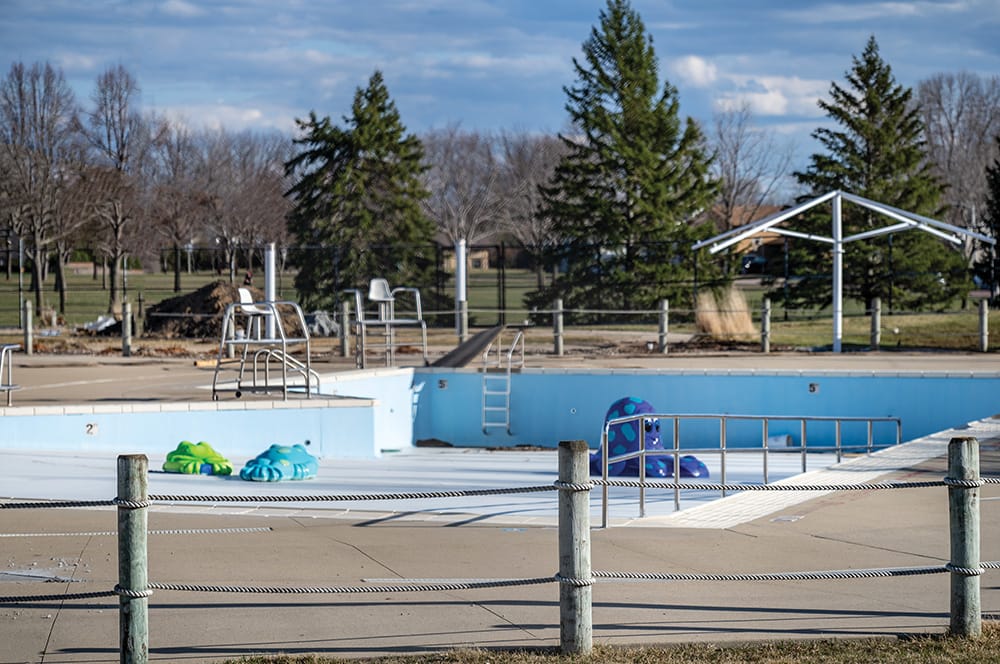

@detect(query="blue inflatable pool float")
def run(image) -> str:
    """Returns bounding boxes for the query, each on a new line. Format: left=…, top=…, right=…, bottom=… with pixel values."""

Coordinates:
left=240, top=444, right=319, bottom=482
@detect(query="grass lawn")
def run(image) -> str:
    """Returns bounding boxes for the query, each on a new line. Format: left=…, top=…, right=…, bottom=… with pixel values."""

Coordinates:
left=223, top=623, right=1000, bottom=663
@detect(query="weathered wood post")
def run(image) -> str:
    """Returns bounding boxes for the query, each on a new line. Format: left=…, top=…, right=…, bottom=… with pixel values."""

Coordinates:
left=118, top=454, right=149, bottom=664
left=979, top=300, right=988, bottom=353
left=122, top=301, right=132, bottom=358
left=870, top=297, right=881, bottom=349
left=23, top=299, right=32, bottom=356
left=761, top=298, right=771, bottom=354
left=657, top=299, right=669, bottom=354
left=554, top=298, right=564, bottom=357
left=948, top=436, right=981, bottom=637
left=558, top=440, right=592, bottom=655
left=340, top=298, right=350, bottom=358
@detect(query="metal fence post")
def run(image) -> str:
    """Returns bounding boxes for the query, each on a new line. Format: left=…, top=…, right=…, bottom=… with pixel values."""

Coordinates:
left=948, top=436, right=981, bottom=637
left=658, top=299, right=669, bottom=354
left=118, top=454, right=149, bottom=664
left=23, top=299, right=32, bottom=356
left=554, top=298, right=564, bottom=357
left=870, top=297, right=881, bottom=349
left=122, top=301, right=132, bottom=358
left=558, top=440, right=592, bottom=655
left=761, top=298, right=771, bottom=354
left=979, top=300, right=988, bottom=353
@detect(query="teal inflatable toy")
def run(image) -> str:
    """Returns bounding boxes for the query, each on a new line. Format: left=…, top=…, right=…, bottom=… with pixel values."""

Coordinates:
left=240, top=444, right=318, bottom=482
left=163, top=441, right=233, bottom=475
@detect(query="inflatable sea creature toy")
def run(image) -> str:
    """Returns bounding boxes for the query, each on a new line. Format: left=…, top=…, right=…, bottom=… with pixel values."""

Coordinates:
left=590, top=396, right=671, bottom=477
left=670, top=454, right=710, bottom=479
left=589, top=396, right=709, bottom=478
left=240, top=444, right=318, bottom=482
left=163, top=441, right=233, bottom=476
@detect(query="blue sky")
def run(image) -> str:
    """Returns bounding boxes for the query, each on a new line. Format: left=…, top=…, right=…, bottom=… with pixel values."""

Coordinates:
left=3, top=1, right=999, bottom=170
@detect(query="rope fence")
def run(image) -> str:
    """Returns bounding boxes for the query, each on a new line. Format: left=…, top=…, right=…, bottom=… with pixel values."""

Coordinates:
left=0, top=437, right=994, bottom=661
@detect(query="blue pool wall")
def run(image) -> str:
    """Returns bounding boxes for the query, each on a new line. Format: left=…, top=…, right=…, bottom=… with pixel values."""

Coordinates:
left=410, top=368, right=1000, bottom=450
left=0, top=399, right=378, bottom=459
left=2, top=367, right=998, bottom=458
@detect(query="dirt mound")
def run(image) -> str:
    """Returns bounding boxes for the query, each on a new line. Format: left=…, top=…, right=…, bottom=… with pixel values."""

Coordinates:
left=144, top=281, right=244, bottom=338
left=144, top=281, right=304, bottom=339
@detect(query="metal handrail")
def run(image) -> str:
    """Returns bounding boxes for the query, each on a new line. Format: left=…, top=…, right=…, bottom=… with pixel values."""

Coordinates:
left=481, top=330, right=524, bottom=434
left=600, top=412, right=903, bottom=527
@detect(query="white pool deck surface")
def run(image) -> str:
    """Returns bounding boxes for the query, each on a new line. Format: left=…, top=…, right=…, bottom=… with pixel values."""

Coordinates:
left=0, top=422, right=991, bottom=528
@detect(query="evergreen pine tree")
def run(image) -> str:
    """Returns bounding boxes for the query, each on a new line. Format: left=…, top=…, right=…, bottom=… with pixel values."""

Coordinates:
left=284, top=71, right=434, bottom=309
left=976, top=136, right=1000, bottom=303
left=791, top=36, right=966, bottom=312
left=534, top=0, right=717, bottom=316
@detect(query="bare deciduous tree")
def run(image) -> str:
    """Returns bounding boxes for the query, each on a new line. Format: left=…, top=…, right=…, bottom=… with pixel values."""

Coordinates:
left=82, top=64, right=156, bottom=313
left=421, top=125, right=506, bottom=246
left=917, top=71, right=1000, bottom=258
left=0, top=61, right=80, bottom=311
left=709, top=102, right=794, bottom=274
left=200, top=128, right=291, bottom=282
left=497, top=131, right=566, bottom=288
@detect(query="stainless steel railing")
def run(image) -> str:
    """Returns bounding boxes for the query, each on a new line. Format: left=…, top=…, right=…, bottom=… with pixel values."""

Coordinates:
left=600, top=412, right=902, bottom=527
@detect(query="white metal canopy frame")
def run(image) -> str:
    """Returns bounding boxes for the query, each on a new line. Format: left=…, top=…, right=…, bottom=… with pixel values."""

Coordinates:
left=692, top=190, right=997, bottom=352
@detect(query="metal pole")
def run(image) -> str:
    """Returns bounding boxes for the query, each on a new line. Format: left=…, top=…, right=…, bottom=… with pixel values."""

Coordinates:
left=122, top=301, right=132, bottom=358
left=979, top=300, right=988, bottom=353
left=459, top=301, right=469, bottom=343
left=657, top=299, right=669, bottom=354
left=117, top=454, right=149, bottom=664
left=23, top=299, right=32, bottom=356
left=554, top=298, right=564, bottom=356
left=264, top=243, right=276, bottom=339
left=455, top=239, right=467, bottom=341
left=832, top=193, right=843, bottom=353
left=558, top=440, right=592, bottom=655
left=871, top=297, right=881, bottom=349
left=761, top=297, right=771, bottom=354
left=948, top=436, right=981, bottom=637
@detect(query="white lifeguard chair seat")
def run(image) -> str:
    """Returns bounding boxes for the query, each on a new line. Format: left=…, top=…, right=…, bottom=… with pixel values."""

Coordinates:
left=238, top=287, right=269, bottom=339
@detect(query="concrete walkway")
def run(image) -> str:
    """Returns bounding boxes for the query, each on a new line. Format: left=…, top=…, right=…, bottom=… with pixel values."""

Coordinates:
left=1, top=349, right=999, bottom=662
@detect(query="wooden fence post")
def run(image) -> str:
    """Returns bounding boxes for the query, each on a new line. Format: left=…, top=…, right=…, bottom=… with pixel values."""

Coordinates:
left=558, top=440, right=592, bottom=655
left=118, top=454, right=149, bottom=664
left=870, top=297, right=881, bottom=349
left=948, top=436, right=981, bottom=637
left=658, top=299, right=669, bottom=354
left=761, top=298, right=771, bottom=354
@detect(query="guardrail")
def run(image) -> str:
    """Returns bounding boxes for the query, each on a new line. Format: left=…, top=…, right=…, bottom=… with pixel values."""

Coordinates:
left=599, top=412, right=903, bottom=526
left=0, top=438, right=995, bottom=662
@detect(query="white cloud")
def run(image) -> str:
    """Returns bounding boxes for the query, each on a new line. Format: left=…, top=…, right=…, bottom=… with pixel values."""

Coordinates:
left=670, top=55, right=718, bottom=88
left=159, top=0, right=204, bottom=18
left=776, top=1, right=962, bottom=24
left=714, top=74, right=829, bottom=118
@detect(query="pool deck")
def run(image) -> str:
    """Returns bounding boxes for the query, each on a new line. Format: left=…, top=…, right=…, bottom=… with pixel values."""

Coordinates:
left=2, top=349, right=1000, bottom=661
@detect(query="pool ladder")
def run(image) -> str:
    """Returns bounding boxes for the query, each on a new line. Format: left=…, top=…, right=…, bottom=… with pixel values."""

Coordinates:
left=481, top=329, right=524, bottom=434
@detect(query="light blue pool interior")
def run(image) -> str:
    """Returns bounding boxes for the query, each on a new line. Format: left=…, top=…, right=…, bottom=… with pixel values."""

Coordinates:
left=1, top=367, right=997, bottom=459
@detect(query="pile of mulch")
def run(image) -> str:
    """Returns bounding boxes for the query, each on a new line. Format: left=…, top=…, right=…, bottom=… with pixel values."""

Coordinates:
left=143, top=281, right=303, bottom=339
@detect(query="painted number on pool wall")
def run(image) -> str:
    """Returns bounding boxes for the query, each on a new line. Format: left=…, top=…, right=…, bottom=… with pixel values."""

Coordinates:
left=85, top=423, right=98, bottom=435
left=808, top=383, right=819, bottom=393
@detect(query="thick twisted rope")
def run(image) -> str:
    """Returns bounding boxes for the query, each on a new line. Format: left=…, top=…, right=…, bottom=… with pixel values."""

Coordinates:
left=4, top=475, right=996, bottom=511
left=0, top=527, right=273, bottom=538
left=594, top=479, right=965, bottom=491
left=147, top=577, right=555, bottom=594
left=4, top=562, right=999, bottom=603
left=148, top=485, right=559, bottom=503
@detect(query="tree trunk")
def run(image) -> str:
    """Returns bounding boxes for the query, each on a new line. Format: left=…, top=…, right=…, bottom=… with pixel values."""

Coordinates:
left=173, top=243, right=182, bottom=292
left=54, top=248, right=67, bottom=314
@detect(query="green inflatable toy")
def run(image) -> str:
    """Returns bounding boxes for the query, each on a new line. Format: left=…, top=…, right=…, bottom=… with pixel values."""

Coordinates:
left=163, top=441, right=233, bottom=475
